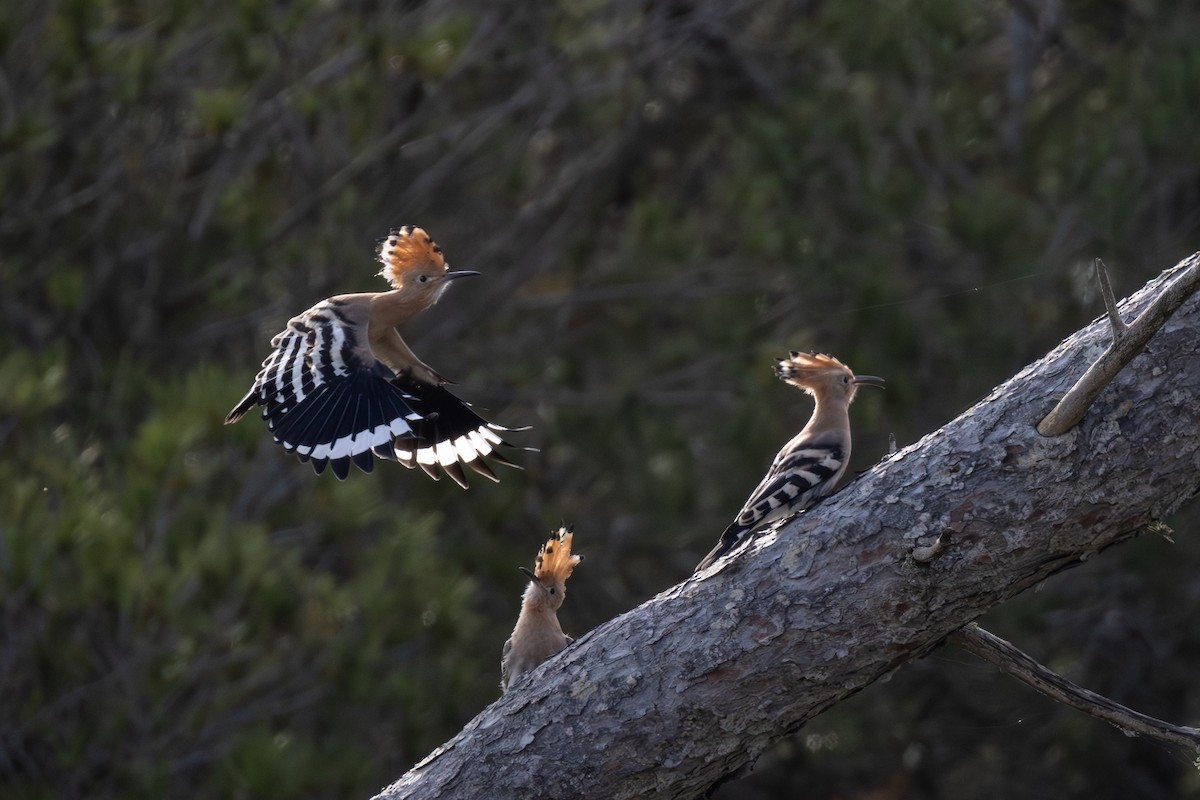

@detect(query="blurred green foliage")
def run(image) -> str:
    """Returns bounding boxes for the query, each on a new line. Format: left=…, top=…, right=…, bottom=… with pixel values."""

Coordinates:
left=2, top=1, right=1199, bottom=798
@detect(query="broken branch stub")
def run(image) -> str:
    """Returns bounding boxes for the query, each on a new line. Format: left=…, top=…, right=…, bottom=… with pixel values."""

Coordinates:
left=1038, top=255, right=1200, bottom=437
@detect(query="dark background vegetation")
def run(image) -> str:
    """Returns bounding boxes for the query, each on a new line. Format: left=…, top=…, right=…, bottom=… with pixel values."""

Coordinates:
left=3, top=1, right=1200, bottom=798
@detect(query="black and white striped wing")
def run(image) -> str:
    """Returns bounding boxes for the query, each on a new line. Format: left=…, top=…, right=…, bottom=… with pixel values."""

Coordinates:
left=695, top=441, right=846, bottom=571
left=731, top=442, right=845, bottom=534
left=236, top=301, right=423, bottom=479
left=386, top=373, right=521, bottom=489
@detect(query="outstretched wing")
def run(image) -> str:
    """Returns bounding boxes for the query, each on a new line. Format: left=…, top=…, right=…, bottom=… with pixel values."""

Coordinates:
left=227, top=298, right=524, bottom=484
left=387, top=373, right=523, bottom=489
left=228, top=299, right=423, bottom=479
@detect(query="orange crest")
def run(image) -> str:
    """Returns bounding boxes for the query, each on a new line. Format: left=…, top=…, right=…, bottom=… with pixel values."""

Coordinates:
left=534, top=526, right=583, bottom=584
left=377, top=225, right=447, bottom=288
left=780, top=351, right=847, bottom=373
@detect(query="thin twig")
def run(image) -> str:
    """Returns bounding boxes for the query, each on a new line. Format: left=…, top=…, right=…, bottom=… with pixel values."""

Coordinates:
left=949, top=624, right=1200, bottom=754
left=1037, top=256, right=1200, bottom=436
left=1095, top=258, right=1128, bottom=338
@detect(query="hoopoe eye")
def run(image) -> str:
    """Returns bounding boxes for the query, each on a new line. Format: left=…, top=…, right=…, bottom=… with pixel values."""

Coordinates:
left=548, top=587, right=556, bottom=595
left=417, top=274, right=430, bottom=283
left=843, top=375, right=852, bottom=384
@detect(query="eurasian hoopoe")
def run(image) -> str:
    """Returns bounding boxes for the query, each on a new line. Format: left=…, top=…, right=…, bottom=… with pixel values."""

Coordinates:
left=695, top=352, right=883, bottom=572
left=500, top=527, right=583, bottom=693
left=226, top=226, right=521, bottom=484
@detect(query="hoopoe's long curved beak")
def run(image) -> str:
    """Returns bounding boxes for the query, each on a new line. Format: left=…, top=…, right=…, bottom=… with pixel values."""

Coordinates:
left=442, top=270, right=481, bottom=281
left=853, top=375, right=886, bottom=387
left=519, top=566, right=537, bottom=581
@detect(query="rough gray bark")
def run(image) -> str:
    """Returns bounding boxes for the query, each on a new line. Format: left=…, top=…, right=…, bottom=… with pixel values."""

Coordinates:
left=374, top=255, right=1200, bottom=800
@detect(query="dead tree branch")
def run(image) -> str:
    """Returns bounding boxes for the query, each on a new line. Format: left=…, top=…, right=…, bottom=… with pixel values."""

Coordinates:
left=375, top=255, right=1200, bottom=800
left=1038, top=255, right=1200, bottom=436
left=949, top=624, right=1200, bottom=754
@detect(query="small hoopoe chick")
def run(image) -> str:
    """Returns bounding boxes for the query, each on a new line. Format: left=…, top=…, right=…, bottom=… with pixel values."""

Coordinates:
left=226, top=226, right=522, bottom=484
left=500, top=526, right=584, bottom=693
left=695, top=352, right=883, bottom=572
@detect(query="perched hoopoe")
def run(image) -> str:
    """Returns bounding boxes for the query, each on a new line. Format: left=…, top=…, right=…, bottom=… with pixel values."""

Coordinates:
left=226, top=226, right=521, bottom=484
left=695, top=352, right=883, bottom=572
left=500, top=526, right=584, bottom=693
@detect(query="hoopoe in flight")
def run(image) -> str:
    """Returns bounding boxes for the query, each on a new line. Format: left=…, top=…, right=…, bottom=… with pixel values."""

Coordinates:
left=500, top=526, right=583, bottom=693
left=695, top=352, right=883, bottom=572
left=226, top=226, right=521, bottom=484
